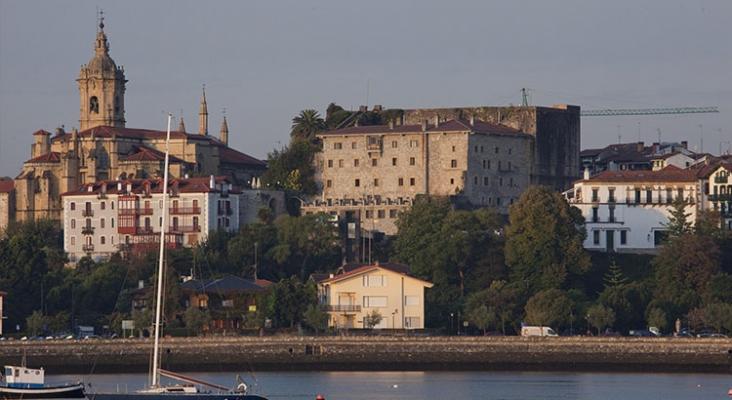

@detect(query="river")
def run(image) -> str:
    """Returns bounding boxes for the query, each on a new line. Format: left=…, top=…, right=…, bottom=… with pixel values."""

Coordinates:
left=53, top=371, right=732, bottom=400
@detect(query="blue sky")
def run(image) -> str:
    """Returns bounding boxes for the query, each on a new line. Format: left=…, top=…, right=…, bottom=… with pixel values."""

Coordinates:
left=1, top=0, right=730, bottom=178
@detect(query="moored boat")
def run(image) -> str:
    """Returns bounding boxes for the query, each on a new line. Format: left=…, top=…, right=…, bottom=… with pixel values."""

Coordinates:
left=1, top=364, right=87, bottom=400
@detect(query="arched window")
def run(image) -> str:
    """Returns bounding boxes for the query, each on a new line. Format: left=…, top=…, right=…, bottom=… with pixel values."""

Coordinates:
left=90, top=96, right=99, bottom=113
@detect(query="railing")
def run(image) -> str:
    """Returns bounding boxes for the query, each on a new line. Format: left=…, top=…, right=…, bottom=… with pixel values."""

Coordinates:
left=591, top=196, right=599, bottom=202
left=82, top=244, right=94, bottom=252
left=709, top=194, right=732, bottom=202
left=608, top=197, right=616, bottom=203
left=714, top=175, right=729, bottom=184
left=81, top=226, right=95, bottom=234
left=170, top=207, right=201, bottom=215
left=169, top=225, right=201, bottom=233
left=119, top=208, right=153, bottom=215
left=326, top=305, right=361, bottom=313
left=136, top=227, right=155, bottom=235
left=82, top=209, right=94, bottom=217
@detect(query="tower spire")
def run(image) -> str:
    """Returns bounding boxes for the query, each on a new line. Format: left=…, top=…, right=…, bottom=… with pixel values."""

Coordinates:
left=199, top=85, right=209, bottom=136
left=220, top=109, right=229, bottom=145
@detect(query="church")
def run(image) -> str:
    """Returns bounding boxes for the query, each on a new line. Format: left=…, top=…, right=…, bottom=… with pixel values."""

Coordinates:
left=12, top=18, right=268, bottom=224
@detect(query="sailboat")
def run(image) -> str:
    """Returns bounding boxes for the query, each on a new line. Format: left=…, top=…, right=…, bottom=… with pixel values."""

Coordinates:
left=91, top=115, right=267, bottom=400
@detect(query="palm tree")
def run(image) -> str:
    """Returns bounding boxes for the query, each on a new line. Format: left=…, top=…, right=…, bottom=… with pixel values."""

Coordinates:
left=291, top=109, right=324, bottom=141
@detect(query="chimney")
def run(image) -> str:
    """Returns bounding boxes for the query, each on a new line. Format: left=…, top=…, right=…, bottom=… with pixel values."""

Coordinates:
left=652, top=142, right=659, bottom=153
left=389, top=120, right=394, bottom=129
left=434, top=115, right=440, bottom=127
left=637, top=141, right=644, bottom=152
left=422, top=119, right=428, bottom=131
left=117, top=182, right=122, bottom=191
left=584, top=167, right=590, bottom=180
left=138, top=280, right=144, bottom=289
left=210, top=175, right=215, bottom=189
left=399, top=114, right=404, bottom=126
left=681, top=141, right=688, bottom=149
left=470, top=115, right=475, bottom=126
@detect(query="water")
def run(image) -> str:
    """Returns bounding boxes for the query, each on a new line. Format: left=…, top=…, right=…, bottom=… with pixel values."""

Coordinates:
left=57, top=371, right=731, bottom=400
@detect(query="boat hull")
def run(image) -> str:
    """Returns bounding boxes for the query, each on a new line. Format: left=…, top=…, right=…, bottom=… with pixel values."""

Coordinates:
left=89, top=394, right=266, bottom=400
left=0, top=383, right=87, bottom=399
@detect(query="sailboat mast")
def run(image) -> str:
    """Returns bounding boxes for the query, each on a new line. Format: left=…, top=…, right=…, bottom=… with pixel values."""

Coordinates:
left=152, top=114, right=173, bottom=388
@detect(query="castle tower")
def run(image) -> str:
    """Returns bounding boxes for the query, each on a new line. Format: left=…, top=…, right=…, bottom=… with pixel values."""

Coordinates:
left=219, top=115, right=229, bottom=145
left=77, top=15, right=127, bottom=131
left=199, top=86, right=209, bottom=136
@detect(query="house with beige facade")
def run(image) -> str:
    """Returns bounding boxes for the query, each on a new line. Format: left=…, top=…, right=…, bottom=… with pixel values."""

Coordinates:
left=702, top=163, right=732, bottom=231
left=61, top=176, right=242, bottom=263
left=568, top=166, right=698, bottom=253
left=317, top=263, right=433, bottom=330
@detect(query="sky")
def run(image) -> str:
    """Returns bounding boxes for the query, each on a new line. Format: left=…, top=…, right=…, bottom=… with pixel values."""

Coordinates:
left=1, top=0, right=730, bottom=179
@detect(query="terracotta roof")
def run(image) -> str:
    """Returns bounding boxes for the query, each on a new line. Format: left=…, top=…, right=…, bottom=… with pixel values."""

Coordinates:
left=121, top=144, right=185, bottom=163
left=26, top=152, right=61, bottom=163
left=319, top=118, right=527, bottom=138
left=582, top=165, right=697, bottom=183
left=0, top=180, right=15, bottom=194
left=338, top=261, right=411, bottom=275
left=49, top=126, right=265, bottom=166
left=320, top=264, right=433, bottom=287
left=60, top=176, right=241, bottom=196
left=32, top=129, right=52, bottom=136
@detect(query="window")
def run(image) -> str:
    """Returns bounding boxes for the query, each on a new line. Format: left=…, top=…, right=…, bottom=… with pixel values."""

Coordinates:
left=222, top=300, right=234, bottom=308
left=450, top=178, right=455, bottom=185
left=111, top=236, right=115, bottom=245
left=389, top=209, right=397, bottom=218
left=451, top=160, right=457, bottom=168
left=326, top=180, right=332, bottom=188
left=364, top=275, right=387, bottom=286
left=409, top=157, right=416, bottom=165
left=507, top=162, right=511, bottom=170
left=355, top=179, right=360, bottom=187
left=111, top=201, right=114, bottom=210
left=405, top=296, right=419, bottom=306
left=338, top=159, right=344, bottom=167
left=593, top=230, right=600, bottom=245
left=392, top=141, right=398, bottom=148
left=646, top=189, right=652, bottom=204
left=666, top=188, right=672, bottom=203
left=677, top=188, right=683, bottom=199
left=410, top=140, right=419, bottom=147
left=608, top=188, right=616, bottom=202
left=100, top=218, right=105, bottom=228
left=100, top=202, right=106, bottom=210
left=405, top=317, right=420, bottom=328
left=365, top=210, right=373, bottom=219
left=484, top=177, right=489, bottom=186
left=474, top=146, right=478, bottom=153
left=100, top=236, right=106, bottom=245
left=392, top=158, right=397, bottom=166
left=71, top=202, right=76, bottom=211
left=111, top=218, right=114, bottom=228
left=374, top=178, right=379, bottom=187
left=592, top=207, right=599, bottom=222
left=334, top=142, right=343, bottom=149
left=71, top=236, right=76, bottom=245
left=474, top=176, right=478, bottom=185
left=410, top=178, right=415, bottom=186
left=377, top=209, right=385, bottom=219
left=71, top=219, right=76, bottom=229
left=620, top=230, right=627, bottom=245
left=328, top=160, right=333, bottom=168
left=634, top=189, right=641, bottom=203
left=452, top=145, right=456, bottom=152
left=498, top=161, right=501, bottom=170
left=353, top=159, right=359, bottom=167
left=509, top=148, right=512, bottom=155
left=495, top=147, right=499, bottom=154
left=480, top=146, right=484, bottom=153
left=499, top=178, right=503, bottom=186
left=609, top=208, right=615, bottom=222
left=509, top=178, right=513, bottom=186
left=363, top=296, right=387, bottom=307
left=351, top=142, right=357, bottom=149
left=371, top=158, right=378, bottom=167
left=398, top=178, right=404, bottom=186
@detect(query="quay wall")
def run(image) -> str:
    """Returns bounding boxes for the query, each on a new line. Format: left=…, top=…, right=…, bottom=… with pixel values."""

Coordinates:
left=1, top=336, right=730, bottom=375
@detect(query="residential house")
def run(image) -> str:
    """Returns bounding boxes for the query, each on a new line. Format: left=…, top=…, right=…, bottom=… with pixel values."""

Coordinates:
left=703, top=164, right=732, bottom=230
left=581, top=141, right=695, bottom=175
left=61, top=176, right=241, bottom=263
left=317, top=262, right=433, bottom=330
left=568, top=166, right=698, bottom=253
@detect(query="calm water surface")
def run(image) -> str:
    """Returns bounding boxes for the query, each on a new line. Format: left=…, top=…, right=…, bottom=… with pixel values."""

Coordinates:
left=56, top=371, right=731, bottom=400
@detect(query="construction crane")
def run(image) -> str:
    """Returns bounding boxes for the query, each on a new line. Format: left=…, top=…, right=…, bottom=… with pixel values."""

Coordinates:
left=580, top=107, right=719, bottom=116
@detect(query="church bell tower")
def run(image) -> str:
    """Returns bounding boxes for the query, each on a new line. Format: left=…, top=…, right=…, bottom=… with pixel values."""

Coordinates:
left=78, top=14, right=127, bottom=131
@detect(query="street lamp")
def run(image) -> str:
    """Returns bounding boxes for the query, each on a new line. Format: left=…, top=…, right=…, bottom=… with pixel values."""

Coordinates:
left=450, top=313, right=454, bottom=335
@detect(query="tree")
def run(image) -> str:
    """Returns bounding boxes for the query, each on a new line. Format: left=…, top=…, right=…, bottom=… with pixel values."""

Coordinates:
left=268, top=276, right=317, bottom=328
left=291, top=109, right=324, bottom=141
left=505, top=186, right=591, bottom=294
left=664, top=196, right=694, bottom=240
left=524, top=289, right=573, bottom=329
left=466, top=304, right=494, bottom=335
left=586, top=303, right=615, bottom=335
left=26, top=310, right=46, bottom=337
left=272, top=214, right=342, bottom=281
left=260, top=139, right=319, bottom=195
left=303, top=304, right=329, bottom=335
left=184, top=307, right=211, bottom=336
left=364, top=309, right=383, bottom=329
left=646, top=307, right=667, bottom=332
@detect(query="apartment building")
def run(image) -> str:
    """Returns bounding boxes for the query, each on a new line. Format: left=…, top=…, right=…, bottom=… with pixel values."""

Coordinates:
left=568, top=166, right=698, bottom=254
left=61, top=176, right=240, bottom=263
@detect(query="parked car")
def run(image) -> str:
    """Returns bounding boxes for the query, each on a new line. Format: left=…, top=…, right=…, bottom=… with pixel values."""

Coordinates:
left=674, top=330, right=693, bottom=338
left=629, top=326, right=660, bottom=337
left=710, top=333, right=728, bottom=338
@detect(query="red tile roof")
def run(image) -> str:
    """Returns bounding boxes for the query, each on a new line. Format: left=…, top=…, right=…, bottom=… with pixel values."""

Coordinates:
left=0, top=180, right=15, bottom=194
left=320, top=264, right=432, bottom=286
left=32, top=129, right=52, bottom=136
left=60, top=176, right=240, bottom=196
left=26, top=152, right=61, bottom=163
left=120, top=144, right=185, bottom=163
left=584, top=165, right=697, bottom=183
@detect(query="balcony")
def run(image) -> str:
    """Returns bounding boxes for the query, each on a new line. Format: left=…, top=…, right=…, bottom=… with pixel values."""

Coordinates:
left=119, top=207, right=153, bottom=215
left=81, top=226, right=95, bottom=235
left=169, top=225, right=201, bottom=233
left=82, top=209, right=94, bottom=217
left=326, top=305, right=361, bottom=313
left=82, top=244, right=94, bottom=252
left=170, top=207, right=201, bottom=215
left=709, top=194, right=732, bottom=202
left=714, top=175, right=729, bottom=184
left=136, top=226, right=155, bottom=235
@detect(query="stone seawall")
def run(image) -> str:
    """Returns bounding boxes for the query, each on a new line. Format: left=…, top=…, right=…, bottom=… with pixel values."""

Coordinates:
left=1, top=336, right=730, bottom=375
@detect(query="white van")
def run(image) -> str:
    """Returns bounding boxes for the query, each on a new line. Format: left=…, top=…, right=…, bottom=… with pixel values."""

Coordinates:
left=521, top=326, right=558, bottom=337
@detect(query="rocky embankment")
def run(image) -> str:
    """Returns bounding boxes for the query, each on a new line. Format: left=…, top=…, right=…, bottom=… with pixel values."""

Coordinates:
left=1, top=336, right=730, bottom=375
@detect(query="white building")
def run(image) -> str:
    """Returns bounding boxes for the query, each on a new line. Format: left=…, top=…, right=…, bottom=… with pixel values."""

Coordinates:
left=61, top=176, right=241, bottom=263
left=702, top=163, right=732, bottom=231
left=568, top=166, right=698, bottom=254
